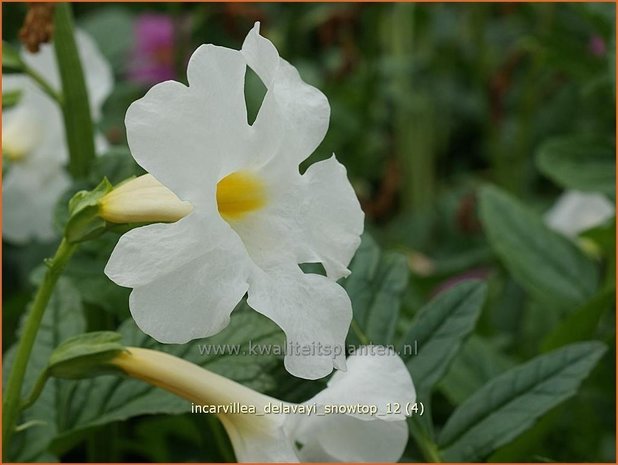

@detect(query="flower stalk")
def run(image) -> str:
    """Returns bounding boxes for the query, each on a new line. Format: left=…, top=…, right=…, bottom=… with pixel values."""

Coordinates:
left=53, top=2, right=96, bottom=178
left=2, top=238, right=78, bottom=455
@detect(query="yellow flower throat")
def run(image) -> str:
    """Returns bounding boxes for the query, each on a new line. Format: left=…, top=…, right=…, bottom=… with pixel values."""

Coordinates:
left=216, top=171, right=266, bottom=221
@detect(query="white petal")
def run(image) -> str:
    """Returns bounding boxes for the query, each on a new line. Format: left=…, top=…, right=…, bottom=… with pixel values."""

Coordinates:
left=127, top=248, right=250, bottom=343
left=106, top=215, right=252, bottom=343
left=227, top=155, right=363, bottom=280
left=2, top=75, right=66, bottom=165
left=247, top=265, right=351, bottom=380
left=545, top=190, right=615, bottom=238
left=298, top=155, right=365, bottom=280
left=74, top=30, right=114, bottom=120
left=308, top=347, right=416, bottom=420
left=241, top=23, right=330, bottom=169
left=293, top=414, right=408, bottom=462
left=288, top=155, right=364, bottom=279
left=125, top=44, right=251, bottom=206
left=106, top=214, right=233, bottom=287
left=220, top=416, right=299, bottom=463
left=2, top=74, right=30, bottom=94
left=3, top=162, right=70, bottom=243
left=284, top=349, right=414, bottom=461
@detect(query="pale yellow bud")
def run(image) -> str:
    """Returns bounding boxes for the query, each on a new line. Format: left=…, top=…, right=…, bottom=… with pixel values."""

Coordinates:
left=99, top=174, right=193, bottom=224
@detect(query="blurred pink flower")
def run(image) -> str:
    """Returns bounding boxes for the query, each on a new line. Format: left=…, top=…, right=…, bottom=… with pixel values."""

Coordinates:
left=588, top=35, right=606, bottom=57
left=128, top=13, right=176, bottom=84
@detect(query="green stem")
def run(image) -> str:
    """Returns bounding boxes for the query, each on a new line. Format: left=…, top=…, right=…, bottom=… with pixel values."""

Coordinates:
left=2, top=238, right=77, bottom=458
left=53, top=2, right=96, bottom=179
left=20, top=369, right=50, bottom=411
left=419, top=439, right=443, bottom=463
left=350, top=318, right=370, bottom=345
left=410, top=410, right=442, bottom=462
left=24, top=63, right=63, bottom=105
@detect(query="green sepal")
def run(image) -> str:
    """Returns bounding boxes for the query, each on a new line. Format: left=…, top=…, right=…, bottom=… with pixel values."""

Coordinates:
left=64, top=178, right=113, bottom=243
left=48, top=331, right=126, bottom=380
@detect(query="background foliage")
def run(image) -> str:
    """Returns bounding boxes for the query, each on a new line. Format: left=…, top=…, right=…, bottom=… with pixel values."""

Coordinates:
left=3, top=3, right=616, bottom=462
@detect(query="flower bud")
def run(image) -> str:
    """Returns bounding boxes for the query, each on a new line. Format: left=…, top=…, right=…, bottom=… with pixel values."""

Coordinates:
left=99, top=174, right=192, bottom=224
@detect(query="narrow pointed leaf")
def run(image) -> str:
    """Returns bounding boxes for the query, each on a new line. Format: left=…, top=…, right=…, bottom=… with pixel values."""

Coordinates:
left=343, top=234, right=409, bottom=345
left=400, top=280, right=486, bottom=396
left=438, top=341, right=606, bottom=461
left=479, top=185, right=599, bottom=309
left=536, top=134, right=615, bottom=196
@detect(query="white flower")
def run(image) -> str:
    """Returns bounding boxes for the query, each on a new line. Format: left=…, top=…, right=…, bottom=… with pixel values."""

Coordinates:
left=545, top=190, right=614, bottom=238
left=2, top=30, right=113, bottom=243
left=104, top=23, right=364, bottom=380
left=112, top=346, right=415, bottom=462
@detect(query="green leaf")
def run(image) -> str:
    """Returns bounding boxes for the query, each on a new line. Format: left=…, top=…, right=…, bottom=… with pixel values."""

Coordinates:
left=53, top=3, right=96, bottom=178
left=57, top=304, right=284, bottom=434
left=437, top=341, right=607, bottom=461
left=536, top=135, right=616, bottom=196
left=542, top=289, right=616, bottom=352
left=3, top=278, right=85, bottom=462
left=2, top=89, right=22, bottom=109
left=343, top=234, right=409, bottom=345
left=439, top=335, right=515, bottom=406
left=400, top=281, right=486, bottom=396
left=2, top=40, right=23, bottom=71
left=64, top=235, right=131, bottom=317
left=479, top=185, right=599, bottom=309
left=49, top=332, right=125, bottom=379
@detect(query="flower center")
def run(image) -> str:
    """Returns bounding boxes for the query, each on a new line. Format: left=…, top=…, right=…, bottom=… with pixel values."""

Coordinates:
left=216, top=170, right=266, bottom=221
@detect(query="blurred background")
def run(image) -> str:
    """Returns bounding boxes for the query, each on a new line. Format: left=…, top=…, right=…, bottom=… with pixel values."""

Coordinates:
left=3, top=3, right=616, bottom=462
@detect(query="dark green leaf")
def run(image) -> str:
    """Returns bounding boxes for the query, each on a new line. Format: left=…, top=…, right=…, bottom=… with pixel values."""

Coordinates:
left=542, top=289, right=615, bottom=352
left=439, top=335, right=515, bottom=405
left=400, top=280, right=486, bottom=396
left=479, top=185, right=599, bottom=309
left=438, top=341, right=607, bottom=461
left=536, top=135, right=615, bottom=196
left=343, top=234, right=409, bottom=345
left=3, top=278, right=85, bottom=462
left=58, top=304, right=284, bottom=434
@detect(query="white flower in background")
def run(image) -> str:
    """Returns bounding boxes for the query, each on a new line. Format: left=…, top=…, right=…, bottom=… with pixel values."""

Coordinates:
left=104, top=23, right=364, bottom=379
left=2, top=30, right=113, bottom=243
left=113, top=346, right=415, bottom=462
left=545, top=190, right=614, bottom=238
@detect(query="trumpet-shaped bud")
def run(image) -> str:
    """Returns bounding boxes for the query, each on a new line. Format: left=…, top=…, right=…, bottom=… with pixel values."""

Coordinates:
left=99, top=174, right=193, bottom=224
left=110, top=346, right=415, bottom=462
